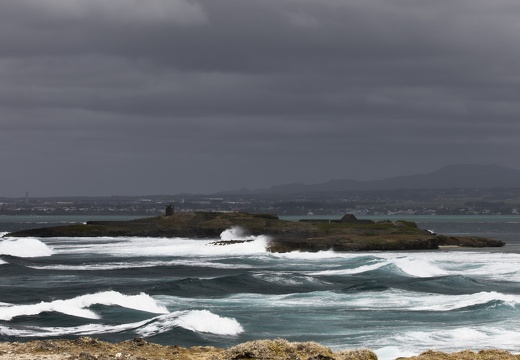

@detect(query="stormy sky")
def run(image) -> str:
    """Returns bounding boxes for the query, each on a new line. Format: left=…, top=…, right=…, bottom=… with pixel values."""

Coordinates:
left=1, top=0, right=520, bottom=196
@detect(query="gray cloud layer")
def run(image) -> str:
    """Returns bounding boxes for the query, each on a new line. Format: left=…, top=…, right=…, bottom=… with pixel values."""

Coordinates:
left=1, top=0, right=520, bottom=196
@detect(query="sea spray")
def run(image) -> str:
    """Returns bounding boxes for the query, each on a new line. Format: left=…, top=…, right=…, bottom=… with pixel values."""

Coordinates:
left=220, top=226, right=256, bottom=241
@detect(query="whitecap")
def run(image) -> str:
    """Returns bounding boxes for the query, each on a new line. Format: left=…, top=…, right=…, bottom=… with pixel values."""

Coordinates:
left=340, top=289, right=520, bottom=312
left=252, top=272, right=327, bottom=286
left=308, top=261, right=390, bottom=276
left=378, top=252, right=520, bottom=282
left=0, top=321, right=148, bottom=338
left=391, top=257, right=449, bottom=277
left=375, top=346, right=416, bottom=360
left=0, top=238, right=53, bottom=257
left=0, top=309, right=244, bottom=338
left=408, top=291, right=519, bottom=311
left=28, top=259, right=252, bottom=271
left=54, top=236, right=270, bottom=258
left=137, top=310, right=244, bottom=336
left=272, top=250, right=362, bottom=260
left=391, top=325, right=520, bottom=354
left=220, top=226, right=256, bottom=241
left=0, top=290, right=168, bottom=321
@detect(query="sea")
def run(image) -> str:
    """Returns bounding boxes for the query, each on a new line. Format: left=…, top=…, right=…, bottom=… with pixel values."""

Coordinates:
left=1, top=214, right=520, bottom=360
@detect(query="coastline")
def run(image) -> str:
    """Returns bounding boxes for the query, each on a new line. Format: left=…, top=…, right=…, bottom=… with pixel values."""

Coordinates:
left=0, top=337, right=517, bottom=360
left=1, top=215, right=518, bottom=358
left=3, top=211, right=505, bottom=251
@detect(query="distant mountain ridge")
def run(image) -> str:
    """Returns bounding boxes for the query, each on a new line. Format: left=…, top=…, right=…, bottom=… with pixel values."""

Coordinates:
left=223, top=164, right=520, bottom=194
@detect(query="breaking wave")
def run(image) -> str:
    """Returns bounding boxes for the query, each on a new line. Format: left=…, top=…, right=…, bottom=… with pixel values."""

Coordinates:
left=0, top=309, right=243, bottom=338
left=220, top=226, right=257, bottom=241
left=391, top=257, right=449, bottom=278
left=137, top=310, right=244, bottom=337
left=0, top=291, right=168, bottom=321
left=0, top=238, right=54, bottom=258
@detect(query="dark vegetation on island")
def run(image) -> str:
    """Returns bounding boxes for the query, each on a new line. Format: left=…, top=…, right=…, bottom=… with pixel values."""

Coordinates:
left=4, top=211, right=504, bottom=251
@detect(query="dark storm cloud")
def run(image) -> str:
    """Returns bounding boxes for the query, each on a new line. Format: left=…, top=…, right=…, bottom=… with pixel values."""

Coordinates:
left=1, top=0, right=520, bottom=196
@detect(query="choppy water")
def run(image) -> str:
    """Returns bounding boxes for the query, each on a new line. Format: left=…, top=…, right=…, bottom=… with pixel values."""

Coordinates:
left=1, top=215, right=520, bottom=360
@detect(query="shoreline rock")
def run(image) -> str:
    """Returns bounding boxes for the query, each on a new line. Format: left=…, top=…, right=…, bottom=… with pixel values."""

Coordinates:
left=0, top=337, right=376, bottom=360
left=0, top=337, right=517, bottom=360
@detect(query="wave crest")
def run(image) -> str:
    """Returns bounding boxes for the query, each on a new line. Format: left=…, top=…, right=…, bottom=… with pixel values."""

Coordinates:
left=0, top=238, right=54, bottom=258
left=0, top=291, right=168, bottom=321
left=392, top=257, right=448, bottom=278
left=138, top=310, right=244, bottom=336
left=0, top=309, right=244, bottom=338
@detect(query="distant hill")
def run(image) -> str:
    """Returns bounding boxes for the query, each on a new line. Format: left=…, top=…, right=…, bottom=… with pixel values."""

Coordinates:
left=222, top=164, right=520, bottom=194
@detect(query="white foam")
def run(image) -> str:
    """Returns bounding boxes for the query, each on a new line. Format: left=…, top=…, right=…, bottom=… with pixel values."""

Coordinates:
left=0, top=238, right=54, bottom=258
left=220, top=226, right=256, bottom=241
left=308, top=261, right=390, bottom=276
left=28, top=259, right=252, bottom=271
left=375, top=346, right=416, bottom=360
left=0, top=291, right=168, bottom=321
left=391, top=325, right=520, bottom=354
left=342, top=290, right=520, bottom=311
left=409, top=291, right=519, bottom=311
left=53, top=236, right=270, bottom=258
left=137, top=310, right=244, bottom=336
left=252, top=272, right=326, bottom=286
left=392, top=257, right=449, bottom=277
left=0, top=320, right=150, bottom=338
left=376, top=252, right=520, bottom=281
left=234, top=289, right=519, bottom=312
left=0, top=309, right=244, bottom=338
left=272, top=250, right=361, bottom=260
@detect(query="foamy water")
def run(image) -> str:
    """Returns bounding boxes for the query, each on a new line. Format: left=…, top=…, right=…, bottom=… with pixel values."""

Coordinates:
left=0, top=291, right=168, bottom=321
left=2, top=217, right=520, bottom=359
left=0, top=238, right=54, bottom=257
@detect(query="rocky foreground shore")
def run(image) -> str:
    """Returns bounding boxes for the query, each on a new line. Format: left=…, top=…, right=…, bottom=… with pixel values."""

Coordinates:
left=0, top=338, right=518, bottom=360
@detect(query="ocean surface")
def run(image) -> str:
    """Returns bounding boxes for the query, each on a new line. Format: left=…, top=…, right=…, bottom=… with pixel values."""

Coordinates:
left=1, top=214, right=520, bottom=360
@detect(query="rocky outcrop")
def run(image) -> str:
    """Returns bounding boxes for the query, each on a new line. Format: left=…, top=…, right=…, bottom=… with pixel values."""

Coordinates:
left=401, top=349, right=520, bottom=360
left=0, top=337, right=377, bottom=360
left=435, top=235, right=505, bottom=247
left=0, top=337, right=518, bottom=360
left=3, top=211, right=504, bottom=251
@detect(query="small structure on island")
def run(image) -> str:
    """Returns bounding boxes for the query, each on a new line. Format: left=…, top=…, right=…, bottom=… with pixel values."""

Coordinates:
left=330, top=214, right=373, bottom=224
left=165, top=204, right=175, bottom=216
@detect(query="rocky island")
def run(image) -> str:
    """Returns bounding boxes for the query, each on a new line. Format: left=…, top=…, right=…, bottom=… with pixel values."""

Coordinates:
left=3, top=211, right=504, bottom=251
